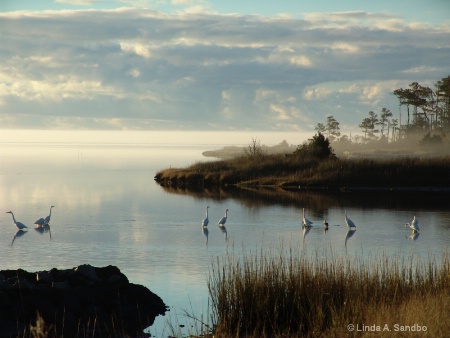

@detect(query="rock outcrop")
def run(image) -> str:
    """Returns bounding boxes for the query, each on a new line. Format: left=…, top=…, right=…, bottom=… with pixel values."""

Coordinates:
left=0, top=265, right=167, bottom=337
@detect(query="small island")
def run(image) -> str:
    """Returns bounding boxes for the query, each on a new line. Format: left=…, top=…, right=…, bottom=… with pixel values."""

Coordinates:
left=155, top=132, right=450, bottom=192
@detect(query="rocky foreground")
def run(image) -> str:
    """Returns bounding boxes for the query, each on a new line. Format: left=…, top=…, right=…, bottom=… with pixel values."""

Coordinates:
left=0, top=264, right=167, bottom=337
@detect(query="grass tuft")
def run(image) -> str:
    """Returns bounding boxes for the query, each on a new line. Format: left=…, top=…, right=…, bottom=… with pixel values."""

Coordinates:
left=207, top=246, right=450, bottom=337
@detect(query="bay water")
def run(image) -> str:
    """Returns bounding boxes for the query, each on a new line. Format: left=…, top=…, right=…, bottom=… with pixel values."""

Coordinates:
left=0, top=130, right=448, bottom=336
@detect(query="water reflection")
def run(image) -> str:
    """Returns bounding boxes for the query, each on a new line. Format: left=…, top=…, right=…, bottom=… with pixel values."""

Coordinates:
left=202, top=227, right=209, bottom=245
left=323, top=220, right=329, bottom=232
left=302, top=225, right=311, bottom=240
left=345, top=229, right=356, bottom=248
left=406, top=231, right=420, bottom=241
left=2, top=139, right=450, bottom=337
left=11, top=230, right=28, bottom=245
left=159, top=185, right=450, bottom=214
left=35, top=224, right=52, bottom=240
left=218, top=225, right=228, bottom=242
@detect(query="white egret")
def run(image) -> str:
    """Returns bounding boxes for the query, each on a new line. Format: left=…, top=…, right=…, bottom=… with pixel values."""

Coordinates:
left=302, top=208, right=313, bottom=228
left=6, top=211, right=28, bottom=230
left=44, top=205, right=55, bottom=225
left=405, top=215, right=419, bottom=232
left=34, top=217, right=45, bottom=228
left=202, top=206, right=210, bottom=227
left=218, top=208, right=229, bottom=227
left=344, top=210, right=356, bottom=228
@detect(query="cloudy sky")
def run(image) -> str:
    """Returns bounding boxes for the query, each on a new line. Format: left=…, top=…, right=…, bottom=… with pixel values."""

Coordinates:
left=1, top=0, right=449, bottom=132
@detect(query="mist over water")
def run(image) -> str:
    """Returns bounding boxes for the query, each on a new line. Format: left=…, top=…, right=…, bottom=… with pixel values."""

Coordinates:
left=0, top=130, right=448, bottom=336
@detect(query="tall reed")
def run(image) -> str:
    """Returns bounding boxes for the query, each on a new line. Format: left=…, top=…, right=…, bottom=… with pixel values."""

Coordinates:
left=208, top=246, right=450, bottom=337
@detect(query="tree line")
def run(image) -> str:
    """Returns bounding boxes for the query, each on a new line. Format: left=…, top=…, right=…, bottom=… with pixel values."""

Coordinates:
left=315, top=75, right=450, bottom=145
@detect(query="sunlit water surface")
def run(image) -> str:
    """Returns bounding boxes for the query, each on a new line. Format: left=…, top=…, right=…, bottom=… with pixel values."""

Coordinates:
left=0, top=130, right=449, bottom=336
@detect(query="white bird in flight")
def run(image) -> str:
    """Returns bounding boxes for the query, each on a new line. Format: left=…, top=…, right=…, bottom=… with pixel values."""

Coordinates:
left=6, top=211, right=28, bottom=231
left=218, top=208, right=229, bottom=227
left=302, top=208, right=313, bottom=228
left=345, top=210, right=356, bottom=228
left=202, top=206, right=210, bottom=227
left=405, top=215, right=419, bottom=232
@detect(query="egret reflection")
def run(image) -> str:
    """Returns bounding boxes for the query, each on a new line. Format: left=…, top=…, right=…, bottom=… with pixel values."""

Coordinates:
left=202, top=227, right=209, bottom=245
left=35, top=224, right=52, bottom=240
left=11, top=230, right=28, bottom=245
left=323, top=220, right=329, bottom=232
left=406, top=231, right=420, bottom=241
left=345, top=228, right=356, bottom=247
left=219, top=225, right=228, bottom=242
left=302, top=225, right=311, bottom=240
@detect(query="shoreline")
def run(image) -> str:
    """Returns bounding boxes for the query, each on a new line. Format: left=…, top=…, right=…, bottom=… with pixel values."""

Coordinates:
left=154, top=154, right=450, bottom=193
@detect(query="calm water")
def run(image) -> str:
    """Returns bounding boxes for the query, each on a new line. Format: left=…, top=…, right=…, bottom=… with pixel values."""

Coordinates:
left=0, top=131, right=449, bottom=336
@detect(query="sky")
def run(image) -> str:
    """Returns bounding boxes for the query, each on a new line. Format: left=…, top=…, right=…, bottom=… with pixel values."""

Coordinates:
left=1, top=0, right=449, bottom=133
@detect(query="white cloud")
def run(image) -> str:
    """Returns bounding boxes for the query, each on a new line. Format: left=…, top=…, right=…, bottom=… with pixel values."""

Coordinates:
left=120, top=42, right=152, bottom=58
left=0, top=8, right=448, bottom=131
left=55, top=0, right=98, bottom=5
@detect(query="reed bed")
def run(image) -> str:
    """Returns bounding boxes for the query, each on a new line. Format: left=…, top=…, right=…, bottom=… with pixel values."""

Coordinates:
left=207, top=246, right=450, bottom=337
left=155, top=154, right=450, bottom=188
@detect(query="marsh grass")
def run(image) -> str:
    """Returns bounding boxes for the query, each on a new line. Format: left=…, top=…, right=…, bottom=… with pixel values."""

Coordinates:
left=207, top=246, right=450, bottom=337
left=155, top=154, right=450, bottom=188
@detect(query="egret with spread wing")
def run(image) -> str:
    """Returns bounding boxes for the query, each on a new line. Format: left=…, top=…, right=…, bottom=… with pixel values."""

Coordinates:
left=34, top=217, right=45, bottom=228
left=405, top=215, right=419, bottom=232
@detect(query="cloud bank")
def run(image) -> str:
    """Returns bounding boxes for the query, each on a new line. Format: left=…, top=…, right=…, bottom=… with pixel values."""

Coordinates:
left=1, top=8, right=449, bottom=131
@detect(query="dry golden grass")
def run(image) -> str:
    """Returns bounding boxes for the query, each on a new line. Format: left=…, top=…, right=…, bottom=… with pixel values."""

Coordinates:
left=207, top=246, right=450, bottom=337
left=155, top=154, right=450, bottom=189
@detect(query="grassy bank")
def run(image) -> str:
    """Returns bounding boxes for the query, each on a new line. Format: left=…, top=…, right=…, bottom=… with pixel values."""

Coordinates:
left=154, top=154, right=450, bottom=189
left=207, top=248, right=450, bottom=337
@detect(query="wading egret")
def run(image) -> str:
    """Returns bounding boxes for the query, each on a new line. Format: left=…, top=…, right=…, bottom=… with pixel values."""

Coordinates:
left=345, top=210, right=356, bottom=228
left=202, top=206, right=210, bottom=227
left=44, top=206, right=55, bottom=225
left=34, top=217, right=45, bottom=228
left=6, top=211, right=28, bottom=230
left=218, top=209, right=229, bottom=227
left=405, top=215, right=419, bottom=232
left=302, top=208, right=313, bottom=228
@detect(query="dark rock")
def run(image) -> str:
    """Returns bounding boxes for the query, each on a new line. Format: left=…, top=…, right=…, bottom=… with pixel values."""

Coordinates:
left=0, top=265, right=167, bottom=337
